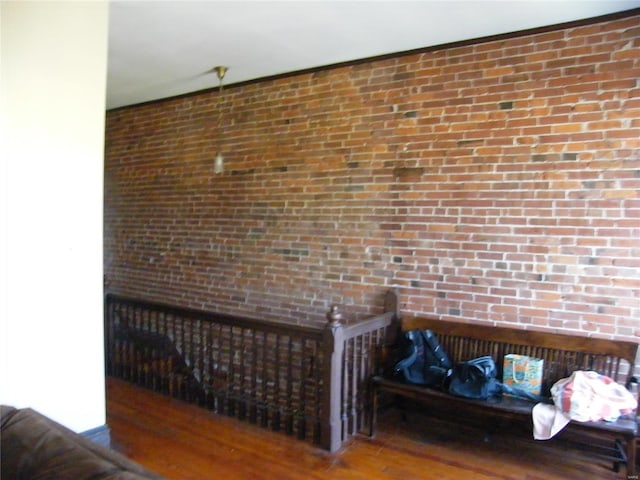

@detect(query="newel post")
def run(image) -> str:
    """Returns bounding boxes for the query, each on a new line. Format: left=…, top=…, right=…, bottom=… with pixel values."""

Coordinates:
left=321, top=304, right=345, bottom=452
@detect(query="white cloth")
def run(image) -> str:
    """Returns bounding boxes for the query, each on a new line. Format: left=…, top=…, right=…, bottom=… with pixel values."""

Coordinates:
left=531, top=370, right=637, bottom=440
left=532, top=403, right=570, bottom=440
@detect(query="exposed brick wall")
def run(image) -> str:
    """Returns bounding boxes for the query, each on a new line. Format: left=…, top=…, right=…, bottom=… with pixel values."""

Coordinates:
left=105, top=14, right=640, bottom=350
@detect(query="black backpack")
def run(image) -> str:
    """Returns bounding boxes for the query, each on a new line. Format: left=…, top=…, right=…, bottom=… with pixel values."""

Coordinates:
left=448, top=355, right=502, bottom=400
left=393, top=329, right=452, bottom=388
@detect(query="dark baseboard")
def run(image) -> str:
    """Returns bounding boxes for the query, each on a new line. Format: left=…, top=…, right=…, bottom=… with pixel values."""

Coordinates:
left=81, top=423, right=111, bottom=448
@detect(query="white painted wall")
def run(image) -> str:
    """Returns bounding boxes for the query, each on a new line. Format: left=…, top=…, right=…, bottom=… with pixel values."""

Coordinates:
left=0, top=1, right=108, bottom=432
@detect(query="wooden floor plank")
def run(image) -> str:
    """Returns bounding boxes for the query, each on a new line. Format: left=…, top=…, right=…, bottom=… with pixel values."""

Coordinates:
left=106, top=377, right=626, bottom=479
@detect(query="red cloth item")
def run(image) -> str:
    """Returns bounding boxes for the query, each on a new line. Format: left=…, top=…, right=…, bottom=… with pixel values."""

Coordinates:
left=552, top=370, right=636, bottom=422
left=532, top=370, right=637, bottom=440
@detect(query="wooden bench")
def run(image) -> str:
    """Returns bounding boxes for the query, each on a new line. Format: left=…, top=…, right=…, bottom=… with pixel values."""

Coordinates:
left=369, top=310, right=639, bottom=476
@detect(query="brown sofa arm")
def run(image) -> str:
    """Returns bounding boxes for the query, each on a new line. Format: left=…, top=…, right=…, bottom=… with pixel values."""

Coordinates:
left=1, top=405, right=164, bottom=479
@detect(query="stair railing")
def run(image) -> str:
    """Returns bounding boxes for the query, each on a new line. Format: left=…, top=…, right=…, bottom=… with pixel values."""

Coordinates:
left=104, top=290, right=399, bottom=451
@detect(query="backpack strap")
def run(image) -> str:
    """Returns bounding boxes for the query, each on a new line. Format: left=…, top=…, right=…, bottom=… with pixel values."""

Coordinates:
left=422, top=330, right=452, bottom=369
left=393, top=330, right=426, bottom=384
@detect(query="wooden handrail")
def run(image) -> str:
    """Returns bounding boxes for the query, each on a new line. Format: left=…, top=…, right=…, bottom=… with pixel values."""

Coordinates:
left=342, top=311, right=397, bottom=338
left=106, top=294, right=322, bottom=338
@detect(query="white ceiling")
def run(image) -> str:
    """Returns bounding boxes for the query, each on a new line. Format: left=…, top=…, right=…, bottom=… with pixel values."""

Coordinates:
left=107, top=1, right=640, bottom=110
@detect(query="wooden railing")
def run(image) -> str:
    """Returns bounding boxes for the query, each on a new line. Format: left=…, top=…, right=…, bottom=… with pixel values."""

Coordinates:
left=104, top=290, right=399, bottom=452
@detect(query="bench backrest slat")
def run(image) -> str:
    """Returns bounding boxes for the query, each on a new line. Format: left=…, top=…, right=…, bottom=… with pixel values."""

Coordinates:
left=400, top=317, right=638, bottom=396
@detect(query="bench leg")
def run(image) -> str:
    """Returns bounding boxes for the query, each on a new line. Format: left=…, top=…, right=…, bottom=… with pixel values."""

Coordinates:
left=627, top=435, right=636, bottom=476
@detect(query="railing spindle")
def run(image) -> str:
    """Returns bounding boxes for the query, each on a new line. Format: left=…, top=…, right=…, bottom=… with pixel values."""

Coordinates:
left=260, top=330, right=269, bottom=428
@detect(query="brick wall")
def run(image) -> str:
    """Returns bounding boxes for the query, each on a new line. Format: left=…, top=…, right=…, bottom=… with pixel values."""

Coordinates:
left=105, top=14, right=639, bottom=348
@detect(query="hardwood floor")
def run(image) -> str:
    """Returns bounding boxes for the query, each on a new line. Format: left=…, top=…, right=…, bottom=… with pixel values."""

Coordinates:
left=107, top=377, right=628, bottom=479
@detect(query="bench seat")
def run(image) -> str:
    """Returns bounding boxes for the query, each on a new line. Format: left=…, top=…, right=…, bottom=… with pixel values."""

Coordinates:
left=371, top=376, right=637, bottom=436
